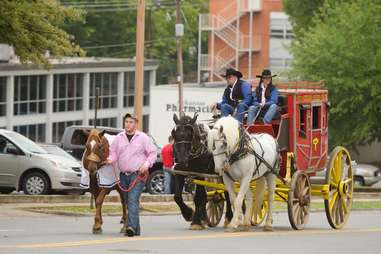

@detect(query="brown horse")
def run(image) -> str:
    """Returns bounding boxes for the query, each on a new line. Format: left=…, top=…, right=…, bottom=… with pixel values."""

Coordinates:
left=82, top=129, right=127, bottom=234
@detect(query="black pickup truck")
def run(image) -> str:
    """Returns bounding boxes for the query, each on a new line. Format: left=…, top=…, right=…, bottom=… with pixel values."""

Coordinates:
left=59, top=125, right=165, bottom=194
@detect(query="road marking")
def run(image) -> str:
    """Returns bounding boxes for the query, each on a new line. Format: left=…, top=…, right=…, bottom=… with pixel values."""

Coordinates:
left=1, top=228, right=381, bottom=249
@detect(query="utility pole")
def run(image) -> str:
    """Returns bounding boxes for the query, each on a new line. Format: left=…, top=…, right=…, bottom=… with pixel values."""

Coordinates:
left=175, top=0, right=184, bottom=114
left=135, top=0, right=145, bottom=129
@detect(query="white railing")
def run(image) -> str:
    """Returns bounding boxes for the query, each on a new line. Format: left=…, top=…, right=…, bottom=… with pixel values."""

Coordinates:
left=240, top=0, right=262, bottom=12
left=200, top=54, right=211, bottom=70
left=200, top=14, right=213, bottom=30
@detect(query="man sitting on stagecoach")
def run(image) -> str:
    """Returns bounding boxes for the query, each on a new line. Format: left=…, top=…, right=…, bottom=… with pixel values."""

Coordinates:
left=211, top=68, right=252, bottom=123
left=247, top=69, right=279, bottom=125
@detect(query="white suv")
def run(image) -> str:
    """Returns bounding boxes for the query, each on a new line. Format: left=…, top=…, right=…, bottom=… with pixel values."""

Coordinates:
left=0, top=129, right=82, bottom=195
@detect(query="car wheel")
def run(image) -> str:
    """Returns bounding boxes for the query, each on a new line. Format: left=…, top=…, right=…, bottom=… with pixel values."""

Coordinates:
left=147, top=170, right=165, bottom=194
left=0, top=187, right=15, bottom=194
left=354, top=176, right=365, bottom=187
left=22, top=172, right=50, bottom=195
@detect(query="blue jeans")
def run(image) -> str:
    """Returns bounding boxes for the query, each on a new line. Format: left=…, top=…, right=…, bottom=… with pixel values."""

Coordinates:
left=220, top=103, right=248, bottom=123
left=247, top=104, right=278, bottom=124
left=163, top=167, right=172, bottom=194
left=120, top=172, right=145, bottom=235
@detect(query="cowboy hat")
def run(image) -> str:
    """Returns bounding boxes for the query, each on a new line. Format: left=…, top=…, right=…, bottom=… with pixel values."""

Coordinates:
left=256, top=69, right=277, bottom=78
left=222, top=68, right=243, bottom=79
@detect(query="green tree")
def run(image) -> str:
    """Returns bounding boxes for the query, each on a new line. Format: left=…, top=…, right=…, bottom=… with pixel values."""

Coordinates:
left=283, top=0, right=325, bottom=36
left=290, top=0, right=381, bottom=148
left=63, top=0, right=208, bottom=84
left=0, top=0, right=84, bottom=67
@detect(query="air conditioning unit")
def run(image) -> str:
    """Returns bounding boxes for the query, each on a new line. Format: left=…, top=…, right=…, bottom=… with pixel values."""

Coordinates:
left=248, top=0, right=262, bottom=12
left=0, top=44, right=15, bottom=62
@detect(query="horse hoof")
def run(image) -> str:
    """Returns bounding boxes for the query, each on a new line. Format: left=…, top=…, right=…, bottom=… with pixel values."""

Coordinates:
left=263, top=226, right=273, bottom=232
left=224, top=226, right=239, bottom=233
left=189, top=224, right=205, bottom=230
left=239, top=224, right=251, bottom=232
left=92, top=228, right=103, bottom=234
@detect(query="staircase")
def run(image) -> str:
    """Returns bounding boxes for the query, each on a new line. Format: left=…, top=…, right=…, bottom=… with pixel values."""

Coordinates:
left=199, top=0, right=262, bottom=82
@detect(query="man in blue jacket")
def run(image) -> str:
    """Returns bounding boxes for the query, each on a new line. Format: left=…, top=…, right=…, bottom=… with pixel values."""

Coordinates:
left=247, top=69, right=279, bottom=124
left=211, top=68, right=252, bottom=123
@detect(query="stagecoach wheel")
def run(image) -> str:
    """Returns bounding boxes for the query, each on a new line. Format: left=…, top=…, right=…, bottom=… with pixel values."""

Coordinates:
left=250, top=199, right=268, bottom=226
left=287, top=170, right=311, bottom=230
left=206, top=191, right=225, bottom=227
left=324, top=146, right=353, bottom=229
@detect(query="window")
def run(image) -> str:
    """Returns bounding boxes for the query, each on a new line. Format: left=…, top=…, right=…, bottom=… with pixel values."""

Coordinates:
left=270, top=17, right=294, bottom=39
left=89, top=117, right=117, bottom=128
left=143, top=114, right=149, bottom=133
left=312, top=106, right=321, bottom=130
left=124, top=72, right=135, bottom=107
left=299, top=105, right=307, bottom=138
left=0, top=77, right=6, bottom=116
left=53, top=74, right=83, bottom=112
left=89, top=73, right=118, bottom=109
left=13, top=124, right=46, bottom=142
left=143, top=71, right=150, bottom=106
left=0, top=135, right=18, bottom=154
left=52, top=120, right=83, bottom=143
left=124, top=71, right=150, bottom=107
left=14, top=75, right=46, bottom=115
left=269, top=58, right=293, bottom=72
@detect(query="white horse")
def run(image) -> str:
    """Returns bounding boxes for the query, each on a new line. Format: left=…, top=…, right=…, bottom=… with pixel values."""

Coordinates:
left=206, top=116, right=278, bottom=232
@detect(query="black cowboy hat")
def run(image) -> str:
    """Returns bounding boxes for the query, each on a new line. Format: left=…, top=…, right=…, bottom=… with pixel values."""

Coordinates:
left=256, top=69, right=277, bottom=78
left=222, top=68, right=243, bottom=79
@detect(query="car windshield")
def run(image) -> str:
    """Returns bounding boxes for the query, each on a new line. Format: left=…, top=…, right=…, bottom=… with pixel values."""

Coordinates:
left=6, top=132, right=47, bottom=154
left=40, top=145, right=77, bottom=161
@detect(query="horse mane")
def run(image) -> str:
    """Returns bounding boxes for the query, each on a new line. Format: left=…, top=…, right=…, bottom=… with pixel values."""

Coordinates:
left=213, top=116, right=240, bottom=153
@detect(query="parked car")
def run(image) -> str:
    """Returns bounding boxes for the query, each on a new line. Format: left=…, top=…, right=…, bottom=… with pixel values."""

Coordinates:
left=59, top=125, right=165, bottom=194
left=311, top=161, right=381, bottom=187
left=0, top=129, right=82, bottom=195
left=39, top=144, right=79, bottom=162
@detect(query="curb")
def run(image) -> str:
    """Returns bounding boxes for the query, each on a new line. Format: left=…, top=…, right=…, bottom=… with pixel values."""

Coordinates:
left=0, top=193, right=193, bottom=204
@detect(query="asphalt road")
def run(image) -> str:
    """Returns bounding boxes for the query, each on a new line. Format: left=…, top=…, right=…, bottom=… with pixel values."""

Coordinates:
left=1, top=209, right=381, bottom=254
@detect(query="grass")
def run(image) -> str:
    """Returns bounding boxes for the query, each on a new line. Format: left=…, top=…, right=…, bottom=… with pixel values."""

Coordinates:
left=19, top=200, right=381, bottom=216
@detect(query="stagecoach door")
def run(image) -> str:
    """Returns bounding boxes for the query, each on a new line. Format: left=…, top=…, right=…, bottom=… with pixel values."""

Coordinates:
left=310, top=103, right=328, bottom=169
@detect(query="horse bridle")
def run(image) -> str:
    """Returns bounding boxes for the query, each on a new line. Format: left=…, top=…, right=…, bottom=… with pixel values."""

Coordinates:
left=85, top=135, right=104, bottom=167
left=173, top=123, right=197, bottom=147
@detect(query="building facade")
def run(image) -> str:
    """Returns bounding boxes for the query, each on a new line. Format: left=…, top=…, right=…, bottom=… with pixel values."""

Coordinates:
left=198, top=0, right=293, bottom=82
left=0, top=57, right=158, bottom=143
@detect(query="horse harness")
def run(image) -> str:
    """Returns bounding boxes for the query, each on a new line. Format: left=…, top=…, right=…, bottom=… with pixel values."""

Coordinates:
left=213, top=125, right=279, bottom=182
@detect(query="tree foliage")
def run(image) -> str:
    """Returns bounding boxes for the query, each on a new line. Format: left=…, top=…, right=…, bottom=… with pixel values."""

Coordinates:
left=63, top=0, right=208, bottom=84
left=283, top=0, right=325, bottom=37
left=0, top=0, right=84, bottom=67
left=289, top=0, right=381, bottom=148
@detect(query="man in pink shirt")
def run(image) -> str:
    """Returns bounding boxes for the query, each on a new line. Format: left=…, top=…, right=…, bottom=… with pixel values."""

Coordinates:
left=107, top=113, right=157, bottom=237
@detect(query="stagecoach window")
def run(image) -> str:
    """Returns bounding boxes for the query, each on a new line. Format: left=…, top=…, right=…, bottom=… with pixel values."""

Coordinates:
left=299, top=105, right=307, bottom=138
left=312, top=106, right=321, bottom=130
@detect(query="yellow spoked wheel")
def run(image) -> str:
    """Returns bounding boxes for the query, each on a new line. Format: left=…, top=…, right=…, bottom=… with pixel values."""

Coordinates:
left=206, top=191, right=225, bottom=227
left=251, top=199, right=268, bottom=226
left=287, top=171, right=311, bottom=230
left=324, top=146, right=353, bottom=229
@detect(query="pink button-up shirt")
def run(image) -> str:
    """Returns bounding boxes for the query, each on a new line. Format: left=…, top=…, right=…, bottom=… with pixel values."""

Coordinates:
left=108, top=131, right=157, bottom=173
